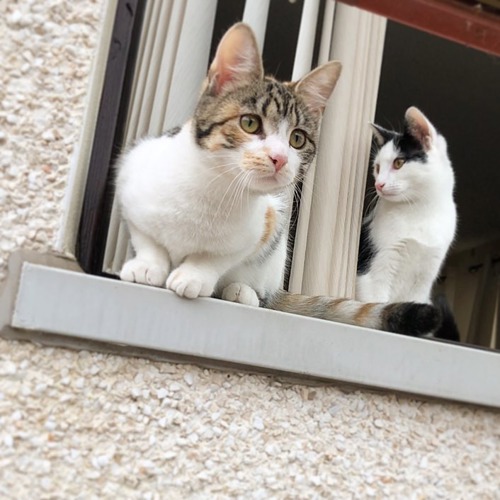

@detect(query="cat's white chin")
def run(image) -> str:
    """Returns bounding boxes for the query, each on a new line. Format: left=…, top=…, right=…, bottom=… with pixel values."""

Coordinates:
left=378, top=191, right=404, bottom=202
left=249, top=174, right=293, bottom=193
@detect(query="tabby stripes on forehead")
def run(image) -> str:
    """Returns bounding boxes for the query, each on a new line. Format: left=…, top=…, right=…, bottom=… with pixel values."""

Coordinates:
left=195, top=116, right=234, bottom=142
left=256, top=80, right=297, bottom=124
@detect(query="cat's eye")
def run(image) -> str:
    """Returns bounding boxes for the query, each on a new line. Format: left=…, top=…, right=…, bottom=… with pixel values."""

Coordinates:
left=393, top=158, right=405, bottom=170
left=240, top=114, right=262, bottom=134
left=374, top=163, right=380, bottom=174
left=289, top=129, right=307, bottom=149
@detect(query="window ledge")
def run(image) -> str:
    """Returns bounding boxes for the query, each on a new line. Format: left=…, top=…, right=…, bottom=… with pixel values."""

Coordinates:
left=1, top=251, right=499, bottom=409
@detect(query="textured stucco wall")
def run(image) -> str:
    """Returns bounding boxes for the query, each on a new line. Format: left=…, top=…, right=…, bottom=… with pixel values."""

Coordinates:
left=1, top=1, right=499, bottom=498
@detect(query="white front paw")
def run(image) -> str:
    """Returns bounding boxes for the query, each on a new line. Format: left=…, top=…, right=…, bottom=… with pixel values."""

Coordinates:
left=166, top=265, right=216, bottom=299
left=222, top=283, right=260, bottom=307
left=120, top=258, right=169, bottom=287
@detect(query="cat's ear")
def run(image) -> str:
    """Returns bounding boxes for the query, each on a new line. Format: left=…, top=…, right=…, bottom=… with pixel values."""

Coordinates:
left=371, top=124, right=394, bottom=147
left=404, top=106, right=436, bottom=152
left=207, top=23, right=263, bottom=96
left=294, top=61, right=342, bottom=115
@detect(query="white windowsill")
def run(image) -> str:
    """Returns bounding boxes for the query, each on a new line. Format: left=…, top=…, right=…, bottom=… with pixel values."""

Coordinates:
left=1, top=251, right=499, bottom=409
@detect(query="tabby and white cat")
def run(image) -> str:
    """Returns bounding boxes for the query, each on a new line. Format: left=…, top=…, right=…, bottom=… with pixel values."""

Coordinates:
left=117, top=23, right=440, bottom=336
left=356, top=107, right=457, bottom=304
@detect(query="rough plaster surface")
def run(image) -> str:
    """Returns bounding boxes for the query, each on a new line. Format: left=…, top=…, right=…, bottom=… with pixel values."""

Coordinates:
left=1, top=1, right=499, bottom=498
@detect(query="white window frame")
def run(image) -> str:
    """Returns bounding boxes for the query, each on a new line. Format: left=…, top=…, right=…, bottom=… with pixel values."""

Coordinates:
left=1, top=251, right=499, bottom=408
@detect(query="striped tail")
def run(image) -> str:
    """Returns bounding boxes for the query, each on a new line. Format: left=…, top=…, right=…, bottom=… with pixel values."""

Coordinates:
left=265, top=290, right=441, bottom=336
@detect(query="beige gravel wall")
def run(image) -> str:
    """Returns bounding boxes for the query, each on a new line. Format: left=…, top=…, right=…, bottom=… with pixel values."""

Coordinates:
left=1, top=1, right=499, bottom=498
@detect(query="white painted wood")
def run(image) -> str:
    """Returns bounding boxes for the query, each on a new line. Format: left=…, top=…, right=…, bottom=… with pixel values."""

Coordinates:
left=288, top=0, right=336, bottom=291
left=317, top=0, right=336, bottom=64
left=163, top=0, right=217, bottom=130
left=148, top=0, right=186, bottom=134
left=242, top=0, right=271, bottom=51
left=292, top=0, right=321, bottom=80
left=7, top=262, right=500, bottom=409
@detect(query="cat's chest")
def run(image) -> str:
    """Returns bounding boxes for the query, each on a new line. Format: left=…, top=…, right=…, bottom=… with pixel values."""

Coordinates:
left=370, top=202, right=455, bottom=250
left=147, top=192, right=267, bottom=258
left=119, top=132, right=279, bottom=265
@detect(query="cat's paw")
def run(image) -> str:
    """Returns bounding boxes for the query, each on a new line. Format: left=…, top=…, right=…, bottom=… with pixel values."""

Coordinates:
left=166, top=265, right=216, bottom=299
left=221, top=283, right=260, bottom=307
left=120, top=258, right=169, bottom=287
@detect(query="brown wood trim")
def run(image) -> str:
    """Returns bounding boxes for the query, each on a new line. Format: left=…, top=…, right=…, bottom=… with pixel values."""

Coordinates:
left=339, top=0, right=500, bottom=56
left=76, top=0, right=147, bottom=274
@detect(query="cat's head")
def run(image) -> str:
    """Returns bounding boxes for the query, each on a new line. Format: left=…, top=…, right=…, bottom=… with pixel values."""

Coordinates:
left=193, top=23, right=341, bottom=193
left=371, top=106, right=451, bottom=203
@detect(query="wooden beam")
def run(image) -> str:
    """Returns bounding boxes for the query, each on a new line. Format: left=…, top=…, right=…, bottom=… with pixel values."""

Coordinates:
left=339, top=0, right=500, bottom=56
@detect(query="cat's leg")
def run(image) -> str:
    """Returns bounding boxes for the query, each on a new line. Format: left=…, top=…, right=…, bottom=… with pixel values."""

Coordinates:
left=166, top=253, right=245, bottom=299
left=120, top=222, right=171, bottom=287
left=392, top=240, right=443, bottom=303
left=217, top=238, right=287, bottom=307
left=355, top=243, right=406, bottom=303
left=220, top=282, right=260, bottom=307
left=356, top=261, right=393, bottom=303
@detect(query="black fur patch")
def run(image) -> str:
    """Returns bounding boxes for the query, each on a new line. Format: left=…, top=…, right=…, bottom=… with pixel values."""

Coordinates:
left=164, top=126, right=181, bottom=137
left=372, top=124, right=395, bottom=146
left=372, top=124, right=428, bottom=163
left=383, top=302, right=442, bottom=336
left=261, top=95, right=272, bottom=117
left=433, top=294, right=460, bottom=341
left=195, top=117, right=231, bottom=142
left=258, top=81, right=294, bottom=121
left=393, top=130, right=428, bottom=163
left=357, top=220, right=376, bottom=275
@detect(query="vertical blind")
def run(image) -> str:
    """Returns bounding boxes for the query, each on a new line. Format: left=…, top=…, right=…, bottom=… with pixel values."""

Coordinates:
left=288, top=3, right=386, bottom=298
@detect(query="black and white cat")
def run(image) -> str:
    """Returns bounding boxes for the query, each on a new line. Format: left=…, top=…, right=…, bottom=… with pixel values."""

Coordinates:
left=357, top=107, right=457, bottom=305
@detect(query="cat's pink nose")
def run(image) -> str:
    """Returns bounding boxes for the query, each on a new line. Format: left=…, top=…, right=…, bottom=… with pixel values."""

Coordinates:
left=375, top=182, right=385, bottom=191
left=269, top=154, right=287, bottom=172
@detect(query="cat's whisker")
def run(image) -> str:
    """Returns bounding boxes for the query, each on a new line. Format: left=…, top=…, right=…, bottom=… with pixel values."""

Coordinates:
left=226, top=169, right=250, bottom=216
left=205, top=163, right=243, bottom=189
left=228, top=171, right=249, bottom=208
left=226, top=171, right=249, bottom=219
left=241, top=171, right=253, bottom=209
left=292, top=173, right=315, bottom=200
left=287, top=167, right=330, bottom=225
left=244, top=172, right=252, bottom=210
left=216, top=173, right=242, bottom=212
left=206, top=170, right=234, bottom=190
left=241, top=172, right=252, bottom=213
left=364, top=189, right=379, bottom=214
left=213, top=170, right=246, bottom=221
left=230, top=172, right=245, bottom=217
